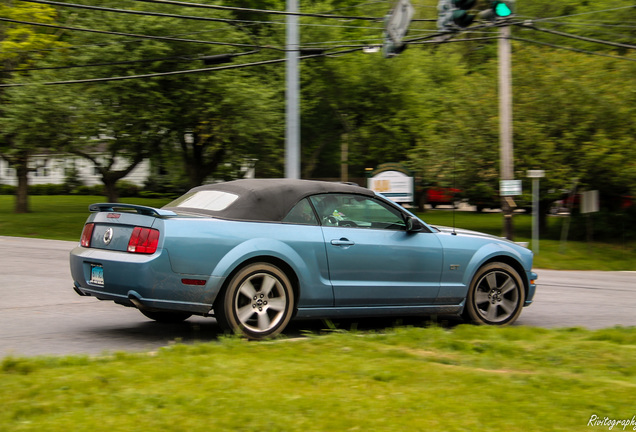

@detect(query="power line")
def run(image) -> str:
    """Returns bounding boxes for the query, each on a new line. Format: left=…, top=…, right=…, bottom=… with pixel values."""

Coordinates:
left=523, top=19, right=636, bottom=30
left=0, top=12, right=401, bottom=56
left=528, top=5, right=636, bottom=23
left=7, top=55, right=193, bottom=72
left=409, top=36, right=500, bottom=45
left=0, top=21, right=391, bottom=57
left=4, top=0, right=440, bottom=56
left=511, top=36, right=636, bottom=62
left=4, top=50, right=260, bottom=72
left=519, top=23, right=636, bottom=50
left=4, top=34, right=633, bottom=89
left=0, top=19, right=387, bottom=54
left=0, top=17, right=267, bottom=50
left=5, top=6, right=632, bottom=85
left=530, top=22, right=636, bottom=45
left=17, top=0, right=409, bottom=23
left=14, top=0, right=434, bottom=34
left=128, top=0, right=384, bottom=21
left=0, top=48, right=360, bottom=87
left=16, top=0, right=235, bottom=24
left=3, top=25, right=476, bottom=78
left=0, top=14, right=388, bottom=59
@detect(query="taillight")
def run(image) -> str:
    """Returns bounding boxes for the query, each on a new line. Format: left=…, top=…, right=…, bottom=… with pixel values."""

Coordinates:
left=80, top=223, right=95, bottom=247
left=127, top=227, right=160, bottom=254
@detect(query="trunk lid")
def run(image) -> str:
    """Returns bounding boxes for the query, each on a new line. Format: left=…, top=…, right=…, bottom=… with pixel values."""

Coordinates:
left=83, top=204, right=176, bottom=252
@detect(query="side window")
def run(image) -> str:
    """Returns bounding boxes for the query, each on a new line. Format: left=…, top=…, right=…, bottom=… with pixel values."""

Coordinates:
left=282, top=198, right=319, bottom=225
left=309, top=194, right=406, bottom=230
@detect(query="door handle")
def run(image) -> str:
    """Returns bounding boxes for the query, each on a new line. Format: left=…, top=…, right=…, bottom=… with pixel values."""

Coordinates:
left=331, top=238, right=355, bottom=246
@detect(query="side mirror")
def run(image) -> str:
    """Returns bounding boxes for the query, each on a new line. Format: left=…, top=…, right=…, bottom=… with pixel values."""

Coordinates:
left=406, top=216, right=425, bottom=233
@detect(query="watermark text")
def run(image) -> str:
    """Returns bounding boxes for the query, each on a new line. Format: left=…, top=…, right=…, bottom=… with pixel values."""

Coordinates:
left=588, top=415, right=636, bottom=431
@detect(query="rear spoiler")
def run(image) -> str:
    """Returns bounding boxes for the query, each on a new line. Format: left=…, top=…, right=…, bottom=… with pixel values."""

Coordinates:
left=88, top=203, right=177, bottom=217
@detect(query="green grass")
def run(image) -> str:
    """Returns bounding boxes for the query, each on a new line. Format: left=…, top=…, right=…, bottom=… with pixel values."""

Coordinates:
left=1, top=195, right=635, bottom=270
left=0, top=195, right=171, bottom=241
left=1, top=326, right=635, bottom=432
left=419, top=210, right=636, bottom=271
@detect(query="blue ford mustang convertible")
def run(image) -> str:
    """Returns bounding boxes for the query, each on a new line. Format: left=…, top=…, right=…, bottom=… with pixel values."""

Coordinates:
left=70, top=179, right=537, bottom=339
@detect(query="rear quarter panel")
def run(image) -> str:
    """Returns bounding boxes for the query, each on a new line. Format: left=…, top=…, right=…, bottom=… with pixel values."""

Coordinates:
left=160, top=218, right=334, bottom=307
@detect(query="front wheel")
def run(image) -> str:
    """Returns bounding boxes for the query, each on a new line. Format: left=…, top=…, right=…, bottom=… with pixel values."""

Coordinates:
left=465, top=262, right=525, bottom=325
left=217, top=263, right=295, bottom=340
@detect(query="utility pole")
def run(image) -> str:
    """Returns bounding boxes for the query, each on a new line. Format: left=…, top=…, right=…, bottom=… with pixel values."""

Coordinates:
left=499, top=25, right=514, bottom=240
left=437, top=0, right=517, bottom=238
left=285, top=0, right=300, bottom=179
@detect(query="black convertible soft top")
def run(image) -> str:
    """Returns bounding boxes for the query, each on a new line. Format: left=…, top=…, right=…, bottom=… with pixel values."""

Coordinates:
left=163, top=178, right=376, bottom=222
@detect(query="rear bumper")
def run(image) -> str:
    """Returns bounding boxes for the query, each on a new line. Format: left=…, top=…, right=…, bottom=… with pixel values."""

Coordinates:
left=69, top=246, right=224, bottom=314
left=72, top=283, right=214, bottom=314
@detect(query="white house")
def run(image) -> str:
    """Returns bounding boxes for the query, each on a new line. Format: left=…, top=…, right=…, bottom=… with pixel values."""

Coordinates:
left=0, top=153, right=151, bottom=187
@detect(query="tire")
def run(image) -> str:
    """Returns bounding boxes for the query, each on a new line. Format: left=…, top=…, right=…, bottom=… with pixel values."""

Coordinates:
left=217, top=263, right=295, bottom=340
left=140, top=310, right=192, bottom=323
left=465, top=262, right=525, bottom=326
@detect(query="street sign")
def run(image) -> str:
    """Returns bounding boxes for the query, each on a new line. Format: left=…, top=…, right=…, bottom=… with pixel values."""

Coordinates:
left=527, top=170, right=545, bottom=179
left=581, top=190, right=599, bottom=214
left=386, top=0, right=414, bottom=44
left=500, top=179, right=522, bottom=196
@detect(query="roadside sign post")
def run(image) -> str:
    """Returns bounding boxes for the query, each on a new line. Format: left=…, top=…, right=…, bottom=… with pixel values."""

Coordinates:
left=527, top=170, right=545, bottom=254
left=581, top=190, right=600, bottom=244
left=368, top=163, right=414, bottom=204
left=500, top=179, right=521, bottom=240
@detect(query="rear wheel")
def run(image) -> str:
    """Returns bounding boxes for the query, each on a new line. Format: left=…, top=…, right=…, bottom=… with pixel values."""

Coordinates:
left=217, top=263, right=295, bottom=340
left=140, top=310, right=192, bottom=323
left=465, top=262, right=525, bottom=325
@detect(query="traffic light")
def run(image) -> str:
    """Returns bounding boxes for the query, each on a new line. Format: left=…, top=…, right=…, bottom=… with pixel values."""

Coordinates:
left=437, top=0, right=477, bottom=32
left=479, top=0, right=516, bottom=21
left=493, top=1, right=514, bottom=17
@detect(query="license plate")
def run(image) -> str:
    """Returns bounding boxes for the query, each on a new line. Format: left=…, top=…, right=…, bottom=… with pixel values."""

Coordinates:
left=90, top=265, right=104, bottom=286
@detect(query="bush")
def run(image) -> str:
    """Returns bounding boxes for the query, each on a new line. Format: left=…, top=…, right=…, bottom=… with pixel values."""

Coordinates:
left=116, top=181, right=140, bottom=198
left=139, top=190, right=169, bottom=198
left=568, top=207, right=636, bottom=242
left=143, top=176, right=188, bottom=197
left=71, top=185, right=104, bottom=196
left=0, top=180, right=180, bottom=199
left=29, top=184, right=69, bottom=195
left=0, top=184, right=16, bottom=195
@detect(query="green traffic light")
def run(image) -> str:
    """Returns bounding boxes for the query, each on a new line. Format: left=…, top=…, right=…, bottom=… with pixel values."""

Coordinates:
left=494, top=2, right=512, bottom=17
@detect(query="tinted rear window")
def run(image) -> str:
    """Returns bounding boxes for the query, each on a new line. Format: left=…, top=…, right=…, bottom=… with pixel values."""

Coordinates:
left=166, top=190, right=239, bottom=212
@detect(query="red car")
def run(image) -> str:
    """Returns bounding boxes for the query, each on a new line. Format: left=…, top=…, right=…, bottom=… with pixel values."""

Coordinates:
left=427, top=187, right=461, bottom=208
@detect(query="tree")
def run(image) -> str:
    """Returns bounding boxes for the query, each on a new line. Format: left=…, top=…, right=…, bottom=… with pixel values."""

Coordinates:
left=41, top=1, right=285, bottom=193
left=297, top=3, right=436, bottom=180
left=512, top=46, right=636, bottom=232
left=0, top=1, right=66, bottom=212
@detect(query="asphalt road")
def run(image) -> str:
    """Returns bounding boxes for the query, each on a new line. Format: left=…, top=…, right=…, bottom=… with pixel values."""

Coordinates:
left=1, top=236, right=634, bottom=357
